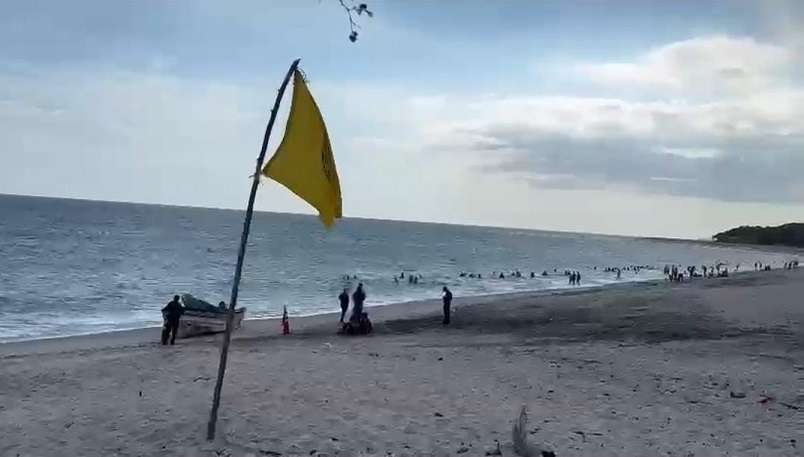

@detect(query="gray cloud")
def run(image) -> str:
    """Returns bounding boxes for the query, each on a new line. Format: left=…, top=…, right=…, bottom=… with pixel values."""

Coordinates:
left=433, top=35, right=804, bottom=205
left=472, top=126, right=804, bottom=204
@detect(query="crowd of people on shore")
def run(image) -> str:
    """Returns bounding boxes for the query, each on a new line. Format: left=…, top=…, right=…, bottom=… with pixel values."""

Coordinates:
left=659, top=258, right=801, bottom=282
left=664, top=263, right=736, bottom=281
left=162, top=256, right=798, bottom=343
left=754, top=261, right=770, bottom=271
left=331, top=257, right=800, bottom=335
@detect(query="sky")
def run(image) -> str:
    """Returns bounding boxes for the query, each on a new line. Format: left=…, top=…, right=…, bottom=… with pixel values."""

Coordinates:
left=1, top=0, right=803, bottom=238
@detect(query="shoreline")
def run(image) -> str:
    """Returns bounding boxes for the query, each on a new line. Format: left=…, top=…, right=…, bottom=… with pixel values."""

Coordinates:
left=0, top=275, right=666, bottom=354
left=2, top=265, right=789, bottom=356
left=15, top=252, right=803, bottom=349
left=5, top=241, right=800, bottom=347
left=0, top=267, right=787, bottom=351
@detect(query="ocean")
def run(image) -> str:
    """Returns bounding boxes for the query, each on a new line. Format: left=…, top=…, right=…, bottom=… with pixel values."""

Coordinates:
left=0, top=194, right=795, bottom=343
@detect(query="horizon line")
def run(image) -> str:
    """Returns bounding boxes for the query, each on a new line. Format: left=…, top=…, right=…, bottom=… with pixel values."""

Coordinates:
left=0, top=191, right=713, bottom=242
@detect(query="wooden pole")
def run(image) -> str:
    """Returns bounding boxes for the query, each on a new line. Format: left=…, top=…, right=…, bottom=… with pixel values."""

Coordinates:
left=206, top=58, right=300, bottom=441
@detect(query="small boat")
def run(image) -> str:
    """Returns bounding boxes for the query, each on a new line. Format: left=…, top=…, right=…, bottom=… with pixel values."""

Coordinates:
left=176, top=294, right=246, bottom=338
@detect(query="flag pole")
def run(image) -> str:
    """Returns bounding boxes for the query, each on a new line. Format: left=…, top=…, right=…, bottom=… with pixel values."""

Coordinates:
left=207, top=58, right=301, bottom=441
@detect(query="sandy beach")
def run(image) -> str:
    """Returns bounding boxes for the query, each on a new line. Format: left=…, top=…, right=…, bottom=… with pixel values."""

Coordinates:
left=1, top=269, right=803, bottom=457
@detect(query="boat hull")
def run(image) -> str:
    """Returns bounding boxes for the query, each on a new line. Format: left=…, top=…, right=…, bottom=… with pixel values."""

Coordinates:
left=176, top=308, right=246, bottom=339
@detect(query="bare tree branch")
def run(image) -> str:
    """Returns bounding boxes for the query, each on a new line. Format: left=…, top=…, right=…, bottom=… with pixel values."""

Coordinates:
left=337, top=0, right=373, bottom=42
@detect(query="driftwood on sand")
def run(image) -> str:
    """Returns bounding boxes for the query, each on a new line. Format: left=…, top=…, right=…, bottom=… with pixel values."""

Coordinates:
left=512, top=406, right=556, bottom=457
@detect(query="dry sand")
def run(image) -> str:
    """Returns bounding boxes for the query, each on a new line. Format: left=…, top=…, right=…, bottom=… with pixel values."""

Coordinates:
left=1, top=269, right=803, bottom=457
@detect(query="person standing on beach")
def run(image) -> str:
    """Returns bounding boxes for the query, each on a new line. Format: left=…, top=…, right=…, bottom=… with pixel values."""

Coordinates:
left=338, top=288, right=350, bottom=323
left=442, top=286, right=453, bottom=325
left=282, top=305, right=290, bottom=335
left=161, top=295, right=184, bottom=345
left=350, top=283, right=366, bottom=321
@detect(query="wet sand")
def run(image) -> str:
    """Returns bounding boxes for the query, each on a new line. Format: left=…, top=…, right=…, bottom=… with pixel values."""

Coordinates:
left=1, top=269, right=803, bottom=456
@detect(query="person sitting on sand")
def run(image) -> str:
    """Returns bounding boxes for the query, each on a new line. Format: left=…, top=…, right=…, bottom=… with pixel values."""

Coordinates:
left=217, top=301, right=227, bottom=311
left=338, top=288, right=350, bottom=323
left=442, top=286, right=453, bottom=325
left=161, top=295, right=184, bottom=345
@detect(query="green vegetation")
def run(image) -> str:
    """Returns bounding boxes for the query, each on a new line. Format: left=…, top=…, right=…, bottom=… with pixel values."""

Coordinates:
left=713, top=223, right=804, bottom=247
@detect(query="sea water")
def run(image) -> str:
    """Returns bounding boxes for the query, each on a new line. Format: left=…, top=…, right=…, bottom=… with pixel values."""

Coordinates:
left=0, top=194, right=793, bottom=342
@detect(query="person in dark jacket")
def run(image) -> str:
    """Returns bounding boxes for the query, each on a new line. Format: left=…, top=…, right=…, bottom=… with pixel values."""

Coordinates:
left=161, top=295, right=184, bottom=345
left=350, top=283, right=366, bottom=321
left=442, top=286, right=453, bottom=325
left=338, top=288, right=350, bottom=323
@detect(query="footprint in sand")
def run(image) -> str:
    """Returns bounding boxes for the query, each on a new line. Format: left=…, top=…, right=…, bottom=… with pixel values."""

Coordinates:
left=403, top=422, right=422, bottom=435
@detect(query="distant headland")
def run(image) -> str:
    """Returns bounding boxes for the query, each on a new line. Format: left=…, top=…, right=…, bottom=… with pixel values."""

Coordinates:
left=714, top=223, right=804, bottom=248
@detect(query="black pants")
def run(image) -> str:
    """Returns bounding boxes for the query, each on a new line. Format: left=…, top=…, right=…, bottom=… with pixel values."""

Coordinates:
left=162, top=319, right=179, bottom=345
left=442, top=303, right=451, bottom=325
left=350, top=304, right=363, bottom=323
left=340, top=306, right=348, bottom=322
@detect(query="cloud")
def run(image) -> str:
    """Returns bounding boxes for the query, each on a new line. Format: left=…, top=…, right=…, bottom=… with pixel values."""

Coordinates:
left=3, top=36, right=802, bottom=212
left=1, top=24, right=802, bottom=237
left=578, top=36, right=793, bottom=96
left=0, top=66, right=471, bottom=223
left=418, top=35, right=804, bottom=205
left=0, top=68, right=273, bottom=207
left=475, top=131, right=804, bottom=203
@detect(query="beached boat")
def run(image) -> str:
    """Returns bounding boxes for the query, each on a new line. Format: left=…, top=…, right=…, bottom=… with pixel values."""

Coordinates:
left=176, top=308, right=246, bottom=338
left=176, top=294, right=246, bottom=338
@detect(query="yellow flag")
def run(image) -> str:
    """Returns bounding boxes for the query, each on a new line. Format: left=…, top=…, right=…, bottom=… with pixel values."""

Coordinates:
left=263, top=69, right=342, bottom=227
